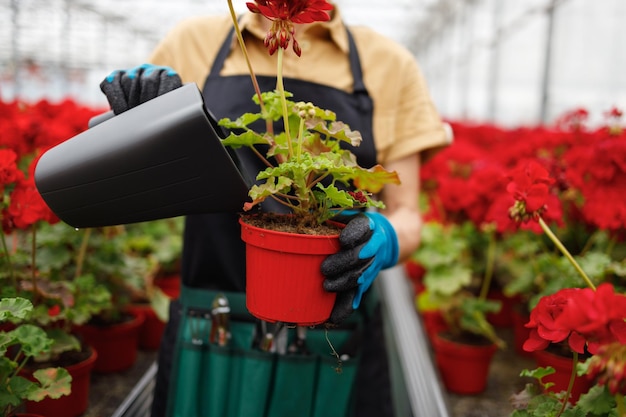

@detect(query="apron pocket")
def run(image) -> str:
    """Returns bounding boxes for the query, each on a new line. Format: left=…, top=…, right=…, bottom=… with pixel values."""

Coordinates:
left=171, top=341, right=204, bottom=417
left=312, top=355, right=358, bottom=417
left=266, top=354, right=317, bottom=417
left=227, top=348, right=275, bottom=417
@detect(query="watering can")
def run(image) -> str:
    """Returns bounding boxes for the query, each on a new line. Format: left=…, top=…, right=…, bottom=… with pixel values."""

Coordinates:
left=34, top=83, right=249, bottom=228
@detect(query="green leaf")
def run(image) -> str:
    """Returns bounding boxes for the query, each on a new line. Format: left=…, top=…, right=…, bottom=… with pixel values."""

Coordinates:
left=220, top=130, right=269, bottom=149
left=27, top=367, right=72, bottom=401
left=150, top=287, right=171, bottom=323
left=316, top=184, right=355, bottom=208
left=423, top=264, right=472, bottom=296
left=351, top=164, right=401, bottom=194
left=575, top=384, right=616, bottom=416
left=0, top=297, right=33, bottom=321
left=218, top=112, right=262, bottom=129
left=11, top=324, right=52, bottom=357
left=46, top=329, right=81, bottom=357
left=6, top=375, right=36, bottom=405
left=520, top=366, right=556, bottom=381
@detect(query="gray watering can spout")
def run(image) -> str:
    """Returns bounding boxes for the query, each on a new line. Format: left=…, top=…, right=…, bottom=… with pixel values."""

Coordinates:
left=34, top=83, right=249, bottom=229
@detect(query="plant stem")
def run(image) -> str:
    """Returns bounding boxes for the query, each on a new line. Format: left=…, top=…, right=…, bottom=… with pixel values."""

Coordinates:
left=276, top=48, right=293, bottom=157
left=556, top=351, right=578, bottom=417
left=297, top=117, right=305, bottom=162
left=615, top=393, right=625, bottom=417
left=0, top=228, right=16, bottom=288
left=30, top=224, right=39, bottom=303
left=538, top=217, right=596, bottom=291
left=479, top=228, right=496, bottom=300
left=74, top=228, right=92, bottom=280
left=226, top=0, right=272, bottom=135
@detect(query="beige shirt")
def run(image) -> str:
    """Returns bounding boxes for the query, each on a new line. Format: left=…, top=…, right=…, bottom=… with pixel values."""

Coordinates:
left=149, top=8, right=448, bottom=163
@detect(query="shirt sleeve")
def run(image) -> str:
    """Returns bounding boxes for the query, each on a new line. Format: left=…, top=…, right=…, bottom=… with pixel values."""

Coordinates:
left=386, top=57, right=451, bottom=163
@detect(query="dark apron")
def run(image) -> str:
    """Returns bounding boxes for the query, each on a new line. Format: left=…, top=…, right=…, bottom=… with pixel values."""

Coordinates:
left=153, top=26, right=394, bottom=417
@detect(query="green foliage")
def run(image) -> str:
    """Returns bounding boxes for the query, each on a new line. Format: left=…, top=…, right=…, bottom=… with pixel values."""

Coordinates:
left=511, top=367, right=618, bottom=417
left=220, top=90, right=400, bottom=224
left=414, top=221, right=505, bottom=347
left=500, top=227, right=624, bottom=311
left=0, top=297, right=72, bottom=417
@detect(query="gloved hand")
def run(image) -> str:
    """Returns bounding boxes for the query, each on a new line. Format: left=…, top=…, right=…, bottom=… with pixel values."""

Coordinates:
left=100, top=63, right=182, bottom=115
left=321, top=212, right=399, bottom=324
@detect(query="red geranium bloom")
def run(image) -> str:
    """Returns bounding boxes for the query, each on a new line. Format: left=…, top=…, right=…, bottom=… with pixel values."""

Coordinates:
left=48, top=304, right=61, bottom=317
left=523, top=287, right=579, bottom=352
left=246, top=0, right=333, bottom=56
left=506, top=161, right=554, bottom=224
left=4, top=177, right=58, bottom=231
left=506, top=161, right=554, bottom=213
left=0, top=149, right=24, bottom=194
left=524, top=284, right=626, bottom=355
left=556, top=283, right=626, bottom=354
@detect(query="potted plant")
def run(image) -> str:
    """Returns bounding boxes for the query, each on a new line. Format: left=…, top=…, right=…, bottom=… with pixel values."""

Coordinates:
left=0, top=297, right=72, bottom=417
left=116, top=219, right=181, bottom=350
left=502, top=155, right=626, bottom=415
left=216, top=2, right=400, bottom=325
left=413, top=220, right=506, bottom=394
left=0, top=99, right=113, bottom=416
left=41, top=223, right=149, bottom=373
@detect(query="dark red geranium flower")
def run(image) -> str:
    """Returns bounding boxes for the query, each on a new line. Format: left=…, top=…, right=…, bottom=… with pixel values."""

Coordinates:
left=506, top=161, right=554, bottom=223
left=0, top=149, right=24, bottom=194
left=246, top=0, right=333, bottom=56
left=48, top=304, right=61, bottom=317
left=523, top=288, right=578, bottom=352
left=555, top=283, right=626, bottom=354
left=524, top=284, right=626, bottom=355
left=586, top=342, right=626, bottom=395
left=4, top=176, right=58, bottom=231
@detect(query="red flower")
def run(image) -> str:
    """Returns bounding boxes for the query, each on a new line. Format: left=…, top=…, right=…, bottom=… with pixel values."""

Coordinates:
left=586, top=342, right=626, bottom=395
left=524, top=284, right=626, bottom=355
left=48, top=304, right=61, bottom=317
left=523, top=288, right=578, bottom=352
left=4, top=176, right=58, bottom=232
left=246, top=0, right=333, bottom=56
left=506, top=161, right=554, bottom=223
left=348, top=190, right=367, bottom=204
left=0, top=149, right=24, bottom=195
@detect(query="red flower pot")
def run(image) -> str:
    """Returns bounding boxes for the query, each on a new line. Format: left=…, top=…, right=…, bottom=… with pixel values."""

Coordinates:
left=25, top=346, right=97, bottom=417
left=432, top=332, right=498, bottom=395
left=511, top=307, right=533, bottom=358
left=533, top=349, right=592, bottom=402
left=127, top=304, right=167, bottom=350
left=155, top=275, right=181, bottom=299
left=419, top=309, right=448, bottom=340
left=240, top=217, right=340, bottom=326
left=486, top=290, right=518, bottom=327
left=74, top=310, right=144, bottom=373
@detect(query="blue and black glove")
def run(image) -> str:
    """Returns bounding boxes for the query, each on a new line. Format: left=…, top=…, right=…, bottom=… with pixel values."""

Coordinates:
left=321, top=212, right=399, bottom=324
left=100, top=63, right=182, bottom=115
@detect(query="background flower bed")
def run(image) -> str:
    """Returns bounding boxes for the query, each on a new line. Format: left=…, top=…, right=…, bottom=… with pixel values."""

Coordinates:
left=410, top=107, right=626, bottom=415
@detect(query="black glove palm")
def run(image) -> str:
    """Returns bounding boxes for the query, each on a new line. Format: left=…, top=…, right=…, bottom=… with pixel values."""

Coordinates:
left=100, top=64, right=182, bottom=115
left=321, top=212, right=399, bottom=324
